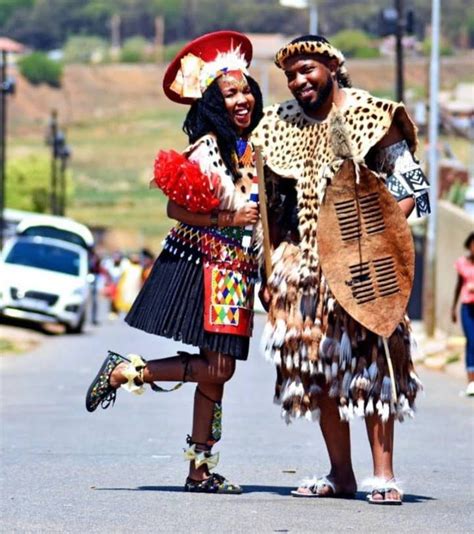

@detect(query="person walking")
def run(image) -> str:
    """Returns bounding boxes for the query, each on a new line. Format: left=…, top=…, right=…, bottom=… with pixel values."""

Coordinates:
left=451, top=231, right=474, bottom=396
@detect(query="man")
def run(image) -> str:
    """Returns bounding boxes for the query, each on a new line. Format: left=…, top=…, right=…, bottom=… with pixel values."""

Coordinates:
left=254, top=35, right=430, bottom=504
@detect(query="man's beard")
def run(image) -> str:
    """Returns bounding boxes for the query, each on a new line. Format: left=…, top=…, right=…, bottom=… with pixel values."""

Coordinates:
left=297, top=76, right=334, bottom=114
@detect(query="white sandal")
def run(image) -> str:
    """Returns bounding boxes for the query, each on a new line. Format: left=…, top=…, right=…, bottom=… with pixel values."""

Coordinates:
left=291, top=476, right=355, bottom=498
left=364, top=477, right=403, bottom=505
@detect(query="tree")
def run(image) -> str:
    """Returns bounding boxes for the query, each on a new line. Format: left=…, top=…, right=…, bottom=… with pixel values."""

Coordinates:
left=6, top=155, right=71, bottom=213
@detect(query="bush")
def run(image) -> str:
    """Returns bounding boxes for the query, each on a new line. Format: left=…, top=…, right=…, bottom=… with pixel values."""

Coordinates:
left=18, top=52, right=63, bottom=87
left=445, top=181, right=467, bottom=207
left=120, top=36, right=150, bottom=63
left=6, top=155, right=73, bottom=213
left=63, top=35, right=108, bottom=64
left=330, top=29, right=380, bottom=58
left=421, top=38, right=454, bottom=57
left=163, top=41, right=187, bottom=63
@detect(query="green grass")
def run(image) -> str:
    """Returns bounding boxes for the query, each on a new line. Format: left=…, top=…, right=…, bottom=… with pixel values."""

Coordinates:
left=0, top=338, right=21, bottom=354
left=8, top=105, right=188, bottom=249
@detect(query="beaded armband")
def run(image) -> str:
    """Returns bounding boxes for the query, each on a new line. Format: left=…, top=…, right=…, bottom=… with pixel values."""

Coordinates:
left=375, top=140, right=431, bottom=217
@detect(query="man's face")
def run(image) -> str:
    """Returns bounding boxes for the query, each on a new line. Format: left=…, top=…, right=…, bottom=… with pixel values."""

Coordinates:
left=283, top=55, right=335, bottom=115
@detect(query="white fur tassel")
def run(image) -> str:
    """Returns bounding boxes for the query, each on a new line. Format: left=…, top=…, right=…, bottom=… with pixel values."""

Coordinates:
left=273, top=319, right=287, bottom=348
left=365, top=397, right=374, bottom=415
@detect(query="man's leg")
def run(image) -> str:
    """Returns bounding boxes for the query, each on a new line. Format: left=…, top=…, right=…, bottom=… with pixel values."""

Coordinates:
left=317, top=392, right=357, bottom=494
left=365, top=414, right=400, bottom=501
left=295, top=391, right=356, bottom=496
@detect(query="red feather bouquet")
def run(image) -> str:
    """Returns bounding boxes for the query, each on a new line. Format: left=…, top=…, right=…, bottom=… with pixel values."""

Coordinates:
left=151, top=150, right=220, bottom=213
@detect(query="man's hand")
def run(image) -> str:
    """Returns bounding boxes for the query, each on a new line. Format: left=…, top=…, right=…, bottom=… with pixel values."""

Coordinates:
left=258, top=284, right=271, bottom=312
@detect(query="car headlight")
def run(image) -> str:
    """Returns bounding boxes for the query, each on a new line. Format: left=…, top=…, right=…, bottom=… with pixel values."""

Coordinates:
left=72, top=287, right=85, bottom=297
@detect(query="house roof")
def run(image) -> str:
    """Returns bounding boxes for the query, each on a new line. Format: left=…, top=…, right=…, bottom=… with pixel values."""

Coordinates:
left=0, top=37, right=25, bottom=53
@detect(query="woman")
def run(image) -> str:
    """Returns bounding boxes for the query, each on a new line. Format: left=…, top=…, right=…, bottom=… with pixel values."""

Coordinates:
left=85, top=31, right=263, bottom=494
left=452, top=231, right=474, bottom=396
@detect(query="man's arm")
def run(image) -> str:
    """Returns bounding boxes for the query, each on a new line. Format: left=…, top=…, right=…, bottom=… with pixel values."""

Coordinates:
left=372, top=120, right=430, bottom=219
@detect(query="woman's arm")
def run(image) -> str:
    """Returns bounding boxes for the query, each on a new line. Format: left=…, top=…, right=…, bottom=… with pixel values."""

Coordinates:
left=167, top=199, right=258, bottom=227
left=451, top=274, right=463, bottom=323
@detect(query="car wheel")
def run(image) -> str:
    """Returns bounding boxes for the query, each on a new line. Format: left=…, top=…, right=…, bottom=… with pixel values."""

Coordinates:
left=65, top=310, right=86, bottom=334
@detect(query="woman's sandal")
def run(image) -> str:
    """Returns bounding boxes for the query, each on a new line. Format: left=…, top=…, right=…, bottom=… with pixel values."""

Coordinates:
left=365, top=478, right=403, bottom=505
left=184, top=473, right=242, bottom=495
left=85, top=351, right=132, bottom=412
left=291, top=476, right=356, bottom=499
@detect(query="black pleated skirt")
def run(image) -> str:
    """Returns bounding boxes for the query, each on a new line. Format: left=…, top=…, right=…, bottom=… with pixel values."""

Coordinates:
left=125, top=249, right=250, bottom=360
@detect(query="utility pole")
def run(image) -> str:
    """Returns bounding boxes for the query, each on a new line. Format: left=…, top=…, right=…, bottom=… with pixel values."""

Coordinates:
left=0, top=50, right=7, bottom=249
left=110, top=14, right=121, bottom=61
left=0, top=48, right=16, bottom=249
left=49, top=110, right=58, bottom=215
left=395, top=0, right=405, bottom=102
left=423, top=0, right=441, bottom=337
left=58, top=133, right=71, bottom=216
left=154, top=16, right=165, bottom=64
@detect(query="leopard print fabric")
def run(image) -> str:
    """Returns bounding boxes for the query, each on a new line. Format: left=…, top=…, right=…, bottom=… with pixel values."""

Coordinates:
left=253, top=88, right=417, bottom=280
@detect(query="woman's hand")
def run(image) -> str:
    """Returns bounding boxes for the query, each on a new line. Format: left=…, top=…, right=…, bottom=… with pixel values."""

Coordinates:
left=451, top=307, right=457, bottom=324
left=230, top=202, right=259, bottom=227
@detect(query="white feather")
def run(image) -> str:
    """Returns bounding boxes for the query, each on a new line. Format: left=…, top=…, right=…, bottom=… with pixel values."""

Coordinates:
left=365, top=397, right=374, bottom=415
left=381, top=402, right=390, bottom=423
left=368, top=361, right=378, bottom=382
left=273, top=319, right=287, bottom=348
left=355, top=398, right=365, bottom=417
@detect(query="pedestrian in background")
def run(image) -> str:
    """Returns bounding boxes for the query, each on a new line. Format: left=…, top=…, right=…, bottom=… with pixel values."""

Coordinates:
left=451, top=231, right=474, bottom=396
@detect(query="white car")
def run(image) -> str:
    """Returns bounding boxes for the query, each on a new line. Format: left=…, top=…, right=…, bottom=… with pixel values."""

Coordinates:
left=0, top=236, right=90, bottom=333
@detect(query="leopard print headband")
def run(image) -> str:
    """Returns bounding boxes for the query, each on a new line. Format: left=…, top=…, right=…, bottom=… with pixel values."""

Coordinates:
left=274, top=39, right=349, bottom=85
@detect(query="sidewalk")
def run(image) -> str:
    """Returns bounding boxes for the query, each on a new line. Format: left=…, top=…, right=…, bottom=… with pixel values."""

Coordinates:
left=411, top=320, right=466, bottom=381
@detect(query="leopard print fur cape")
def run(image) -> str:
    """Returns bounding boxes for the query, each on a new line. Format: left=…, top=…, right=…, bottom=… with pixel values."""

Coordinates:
left=253, top=88, right=422, bottom=423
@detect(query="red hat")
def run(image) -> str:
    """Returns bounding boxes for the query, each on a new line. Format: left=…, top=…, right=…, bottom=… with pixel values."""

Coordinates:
left=163, top=30, right=253, bottom=105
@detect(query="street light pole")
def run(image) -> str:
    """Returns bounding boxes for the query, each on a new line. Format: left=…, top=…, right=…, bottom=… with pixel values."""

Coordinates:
left=423, top=0, right=441, bottom=337
left=0, top=50, right=7, bottom=249
left=309, top=0, right=318, bottom=35
left=395, top=0, right=405, bottom=102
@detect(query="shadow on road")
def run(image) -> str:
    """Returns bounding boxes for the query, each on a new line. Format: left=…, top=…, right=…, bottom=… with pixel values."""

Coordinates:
left=92, top=486, right=436, bottom=502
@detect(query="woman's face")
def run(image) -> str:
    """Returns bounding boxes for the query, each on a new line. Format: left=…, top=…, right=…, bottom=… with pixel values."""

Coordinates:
left=217, top=71, right=255, bottom=134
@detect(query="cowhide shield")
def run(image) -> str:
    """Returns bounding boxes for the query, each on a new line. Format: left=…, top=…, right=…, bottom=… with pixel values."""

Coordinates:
left=317, top=159, right=415, bottom=338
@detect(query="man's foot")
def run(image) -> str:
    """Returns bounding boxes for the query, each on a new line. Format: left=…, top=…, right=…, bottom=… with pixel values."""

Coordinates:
left=465, top=382, right=474, bottom=396
left=291, top=475, right=357, bottom=498
left=364, top=478, right=403, bottom=505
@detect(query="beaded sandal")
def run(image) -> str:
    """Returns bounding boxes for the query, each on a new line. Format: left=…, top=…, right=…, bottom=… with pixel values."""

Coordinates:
left=184, top=473, right=242, bottom=494
left=85, top=351, right=131, bottom=412
left=86, top=350, right=187, bottom=413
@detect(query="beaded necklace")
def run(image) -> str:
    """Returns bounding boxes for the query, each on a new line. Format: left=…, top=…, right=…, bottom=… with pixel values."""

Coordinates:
left=235, top=137, right=253, bottom=167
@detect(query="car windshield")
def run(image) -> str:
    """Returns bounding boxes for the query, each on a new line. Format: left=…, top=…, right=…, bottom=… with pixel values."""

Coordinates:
left=20, top=226, right=88, bottom=249
left=5, top=241, right=81, bottom=276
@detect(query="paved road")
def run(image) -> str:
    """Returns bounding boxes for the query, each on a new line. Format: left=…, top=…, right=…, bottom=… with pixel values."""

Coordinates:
left=1, top=311, right=473, bottom=533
